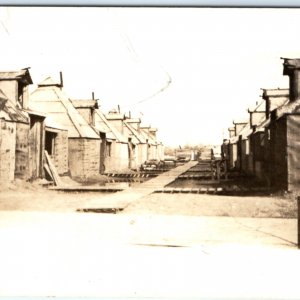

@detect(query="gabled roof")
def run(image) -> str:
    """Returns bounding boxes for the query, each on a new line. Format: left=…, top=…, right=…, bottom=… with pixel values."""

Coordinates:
left=126, top=118, right=141, bottom=124
left=248, top=100, right=266, bottom=113
left=71, top=99, right=98, bottom=109
left=233, top=119, right=248, bottom=125
left=276, top=98, right=300, bottom=119
left=140, top=127, right=157, bottom=146
left=149, top=127, right=157, bottom=132
left=262, top=88, right=289, bottom=115
left=94, top=109, right=127, bottom=143
left=0, top=69, right=33, bottom=84
left=230, top=122, right=253, bottom=143
left=105, top=110, right=125, bottom=120
left=0, top=89, right=29, bottom=123
left=45, top=115, right=68, bottom=131
left=262, top=88, right=289, bottom=98
left=255, top=118, right=270, bottom=132
left=30, top=77, right=99, bottom=139
left=38, top=77, right=60, bottom=87
left=124, top=121, right=147, bottom=144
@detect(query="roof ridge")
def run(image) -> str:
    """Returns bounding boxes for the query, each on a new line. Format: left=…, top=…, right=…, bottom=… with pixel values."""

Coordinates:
left=95, top=109, right=127, bottom=143
left=124, top=121, right=145, bottom=144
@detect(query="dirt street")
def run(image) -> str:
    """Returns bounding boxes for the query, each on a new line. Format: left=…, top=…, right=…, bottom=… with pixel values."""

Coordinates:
left=0, top=182, right=299, bottom=298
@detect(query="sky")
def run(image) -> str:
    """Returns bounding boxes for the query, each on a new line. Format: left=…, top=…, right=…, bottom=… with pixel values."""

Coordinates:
left=1, top=7, right=300, bottom=146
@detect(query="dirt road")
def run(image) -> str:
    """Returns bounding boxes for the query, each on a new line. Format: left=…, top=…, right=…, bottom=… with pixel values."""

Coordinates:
left=0, top=210, right=298, bottom=298
left=0, top=183, right=299, bottom=298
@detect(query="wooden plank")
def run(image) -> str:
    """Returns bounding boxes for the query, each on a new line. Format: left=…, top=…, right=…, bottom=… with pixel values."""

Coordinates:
left=79, top=161, right=198, bottom=211
left=50, top=186, right=123, bottom=192
left=44, top=150, right=63, bottom=187
left=44, top=163, right=54, bottom=181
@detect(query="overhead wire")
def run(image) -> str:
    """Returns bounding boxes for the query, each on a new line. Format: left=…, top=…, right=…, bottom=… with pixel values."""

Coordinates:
left=107, top=8, right=172, bottom=108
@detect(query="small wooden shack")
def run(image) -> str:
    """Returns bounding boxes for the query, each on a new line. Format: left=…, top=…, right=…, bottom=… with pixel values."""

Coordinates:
left=267, top=58, right=300, bottom=191
left=246, top=100, right=266, bottom=176
left=0, top=69, right=47, bottom=182
left=250, top=88, right=290, bottom=183
left=123, top=118, right=147, bottom=169
left=30, top=77, right=100, bottom=180
left=227, top=120, right=247, bottom=170
left=0, top=89, right=29, bottom=182
left=149, top=127, right=164, bottom=161
left=95, top=109, right=129, bottom=172
left=140, top=126, right=159, bottom=160
left=71, top=98, right=107, bottom=174
left=236, top=122, right=253, bottom=174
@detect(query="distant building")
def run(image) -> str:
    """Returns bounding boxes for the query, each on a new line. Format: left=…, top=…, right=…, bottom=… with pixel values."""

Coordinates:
left=246, top=100, right=266, bottom=176
left=227, top=120, right=247, bottom=170
left=123, top=118, right=148, bottom=169
left=100, top=109, right=129, bottom=172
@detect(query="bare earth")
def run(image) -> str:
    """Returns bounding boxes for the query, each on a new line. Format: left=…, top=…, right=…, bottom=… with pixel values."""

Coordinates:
left=0, top=182, right=299, bottom=298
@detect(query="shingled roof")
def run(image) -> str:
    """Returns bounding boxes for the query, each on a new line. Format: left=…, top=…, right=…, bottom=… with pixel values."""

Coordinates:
left=0, top=89, right=29, bottom=123
left=94, top=109, right=127, bottom=143
left=30, top=77, right=99, bottom=139
left=123, top=121, right=147, bottom=144
left=139, top=126, right=157, bottom=146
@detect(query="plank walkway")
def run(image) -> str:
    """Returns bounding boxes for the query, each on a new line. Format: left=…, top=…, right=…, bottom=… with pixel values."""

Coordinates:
left=50, top=186, right=123, bottom=192
left=154, top=186, right=271, bottom=194
left=77, top=160, right=198, bottom=212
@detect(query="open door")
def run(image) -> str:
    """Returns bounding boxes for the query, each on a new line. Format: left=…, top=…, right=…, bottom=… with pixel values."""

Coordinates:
left=29, top=114, right=45, bottom=179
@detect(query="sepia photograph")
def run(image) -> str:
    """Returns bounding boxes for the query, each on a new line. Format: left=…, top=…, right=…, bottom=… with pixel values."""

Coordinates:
left=1, top=4, right=300, bottom=299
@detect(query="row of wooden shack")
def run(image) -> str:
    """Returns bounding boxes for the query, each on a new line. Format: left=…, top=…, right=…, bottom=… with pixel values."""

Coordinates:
left=0, top=69, right=164, bottom=183
left=222, top=58, right=300, bottom=192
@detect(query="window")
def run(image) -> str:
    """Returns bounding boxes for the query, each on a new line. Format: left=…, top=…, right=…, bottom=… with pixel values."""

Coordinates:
left=18, top=82, right=25, bottom=108
left=106, top=142, right=112, bottom=157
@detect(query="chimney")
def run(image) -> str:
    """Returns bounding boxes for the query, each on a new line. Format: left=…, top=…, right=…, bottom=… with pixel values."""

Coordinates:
left=282, top=58, right=300, bottom=102
left=59, top=71, right=63, bottom=89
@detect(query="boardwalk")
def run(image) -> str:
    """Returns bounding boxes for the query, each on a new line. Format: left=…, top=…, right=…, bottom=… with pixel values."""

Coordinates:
left=78, top=161, right=198, bottom=211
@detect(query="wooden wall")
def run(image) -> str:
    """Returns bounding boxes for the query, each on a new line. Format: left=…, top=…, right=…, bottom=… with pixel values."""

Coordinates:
left=269, top=117, right=288, bottom=190
left=104, top=141, right=129, bottom=173
left=52, top=129, right=69, bottom=175
left=0, top=120, right=16, bottom=182
left=15, top=122, right=30, bottom=179
left=68, top=138, right=100, bottom=179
